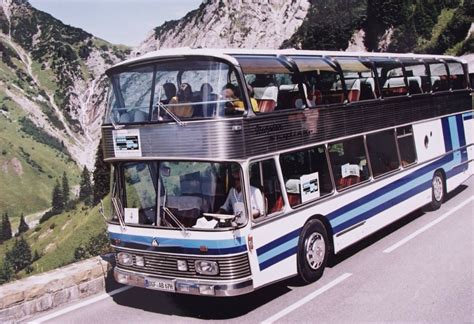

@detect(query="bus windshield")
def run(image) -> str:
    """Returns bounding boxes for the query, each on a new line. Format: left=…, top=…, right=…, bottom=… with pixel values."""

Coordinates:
left=106, top=59, right=246, bottom=124
left=109, top=161, right=248, bottom=230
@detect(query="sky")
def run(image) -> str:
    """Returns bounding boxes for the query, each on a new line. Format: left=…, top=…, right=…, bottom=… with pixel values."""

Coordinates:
left=29, top=0, right=202, bottom=47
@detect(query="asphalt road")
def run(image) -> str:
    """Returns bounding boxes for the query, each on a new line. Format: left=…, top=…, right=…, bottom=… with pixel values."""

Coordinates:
left=31, top=176, right=474, bottom=323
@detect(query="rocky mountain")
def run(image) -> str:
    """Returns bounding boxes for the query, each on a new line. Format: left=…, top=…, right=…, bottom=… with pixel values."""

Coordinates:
left=137, top=0, right=311, bottom=53
left=0, top=0, right=129, bottom=216
left=139, top=0, right=473, bottom=59
left=0, top=0, right=129, bottom=168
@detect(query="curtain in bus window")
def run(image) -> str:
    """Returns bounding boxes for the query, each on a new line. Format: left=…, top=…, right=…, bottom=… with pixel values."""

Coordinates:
left=279, top=145, right=333, bottom=207
left=447, top=61, right=467, bottom=90
left=290, top=56, right=341, bottom=106
left=328, top=136, right=369, bottom=190
left=366, top=130, right=400, bottom=177
left=429, top=63, right=450, bottom=92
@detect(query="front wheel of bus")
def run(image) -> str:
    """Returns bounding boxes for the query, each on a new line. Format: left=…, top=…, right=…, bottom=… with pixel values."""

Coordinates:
left=297, top=219, right=328, bottom=284
left=429, top=170, right=445, bottom=211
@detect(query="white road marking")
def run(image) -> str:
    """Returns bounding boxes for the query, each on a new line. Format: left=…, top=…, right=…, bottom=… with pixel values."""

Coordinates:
left=383, top=196, right=474, bottom=253
left=29, top=286, right=133, bottom=323
left=261, top=273, right=352, bottom=324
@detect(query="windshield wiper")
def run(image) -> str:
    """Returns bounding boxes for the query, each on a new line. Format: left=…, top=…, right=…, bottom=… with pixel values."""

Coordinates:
left=111, top=196, right=126, bottom=231
left=156, top=101, right=186, bottom=127
left=162, top=195, right=188, bottom=236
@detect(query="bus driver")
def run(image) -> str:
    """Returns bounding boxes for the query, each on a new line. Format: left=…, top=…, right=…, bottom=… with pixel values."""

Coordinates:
left=218, top=170, right=265, bottom=223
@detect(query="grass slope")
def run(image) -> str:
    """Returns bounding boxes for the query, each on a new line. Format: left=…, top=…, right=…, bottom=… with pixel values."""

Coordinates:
left=0, top=202, right=107, bottom=278
left=0, top=90, right=80, bottom=221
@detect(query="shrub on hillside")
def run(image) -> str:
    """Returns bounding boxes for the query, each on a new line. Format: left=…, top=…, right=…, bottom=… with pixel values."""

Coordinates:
left=74, top=231, right=111, bottom=261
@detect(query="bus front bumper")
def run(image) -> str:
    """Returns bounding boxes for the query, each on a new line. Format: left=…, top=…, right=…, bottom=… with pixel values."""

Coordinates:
left=114, top=268, right=254, bottom=297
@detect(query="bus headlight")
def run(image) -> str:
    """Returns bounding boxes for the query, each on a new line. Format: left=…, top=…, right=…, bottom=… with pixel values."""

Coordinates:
left=117, top=252, right=133, bottom=266
left=195, top=260, right=219, bottom=275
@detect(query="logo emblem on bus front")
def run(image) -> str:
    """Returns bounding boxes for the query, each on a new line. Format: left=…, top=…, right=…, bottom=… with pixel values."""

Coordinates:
left=151, top=239, right=159, bottom=247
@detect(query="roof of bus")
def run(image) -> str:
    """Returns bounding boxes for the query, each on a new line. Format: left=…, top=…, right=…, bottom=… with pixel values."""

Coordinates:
left=110, top=47, right=466, bottom=70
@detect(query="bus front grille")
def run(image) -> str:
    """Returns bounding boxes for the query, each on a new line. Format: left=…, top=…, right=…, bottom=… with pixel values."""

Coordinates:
left=115, top=249, right=251, bottom=281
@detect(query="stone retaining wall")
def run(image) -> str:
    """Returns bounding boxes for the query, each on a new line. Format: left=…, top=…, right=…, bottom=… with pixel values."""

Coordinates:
left=0, top=256, right=113, bottom=323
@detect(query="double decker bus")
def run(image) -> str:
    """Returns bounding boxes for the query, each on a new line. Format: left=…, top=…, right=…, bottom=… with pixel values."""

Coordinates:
left=102, top=48, right=472, bottom=296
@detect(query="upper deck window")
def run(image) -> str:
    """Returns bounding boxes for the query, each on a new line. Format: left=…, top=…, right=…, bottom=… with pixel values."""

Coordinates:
left=106, top=58, right=245, bottom=124
left=446, top=61, right=467, bottom=90
left=429, top=62, right=450, bottom=92
left=335, top=57, right=376, bottom=102
left=234, top=55, right=299, bottom=113
left=372, top=58, right=408, bottom=98
left=290, top=56, right=342, bottom=106
left=400, top=58, right=430, bottom=94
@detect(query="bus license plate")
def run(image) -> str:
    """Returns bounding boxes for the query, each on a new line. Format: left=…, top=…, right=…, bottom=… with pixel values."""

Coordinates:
left=144, top=278, right=175, bottom=292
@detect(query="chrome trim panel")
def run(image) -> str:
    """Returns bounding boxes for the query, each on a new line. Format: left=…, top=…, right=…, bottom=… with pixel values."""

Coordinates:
left=103, top=92, right=471, bottom=160
left=114, top=248, right=251, bottom=281
left=114, top=267, right=254, bottom=297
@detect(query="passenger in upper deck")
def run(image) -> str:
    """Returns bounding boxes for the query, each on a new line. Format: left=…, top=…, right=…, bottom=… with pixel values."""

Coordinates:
left=168, top=83, right=194, bottom=118
left=221, top=83, right=245, bottom=115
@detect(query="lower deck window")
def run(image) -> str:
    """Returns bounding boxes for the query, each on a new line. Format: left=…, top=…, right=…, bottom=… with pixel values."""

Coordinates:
left=328, top=136, right=369, bottom=190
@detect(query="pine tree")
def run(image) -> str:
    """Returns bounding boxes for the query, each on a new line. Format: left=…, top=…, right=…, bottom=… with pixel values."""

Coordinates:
left=0, top=213, right=4, bottom=244
left=6, top=236, right=32, bottom=273
left=0, top=258, right=14, bottom=284
left=1, top=212, right=12, bottom=242
left=79, top=166, right=93, bottom=205
left=93, top=138, right=111, bottom=205
left=51, top=179, right=64, bottom=214
left=17, top=213, right=29, bottom=234
left=62, top=171, right=70, bottom=207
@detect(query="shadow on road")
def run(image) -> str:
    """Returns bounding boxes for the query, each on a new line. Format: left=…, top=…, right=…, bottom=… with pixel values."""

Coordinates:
left=328, top=184, right=468, bottom=267
left=104, top=183, right=468, bottom=319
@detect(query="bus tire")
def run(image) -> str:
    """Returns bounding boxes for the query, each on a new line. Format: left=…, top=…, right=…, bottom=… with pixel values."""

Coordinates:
left=428, top=170, right=445, bottom=211
left=297, top=219, right=328, bottom=284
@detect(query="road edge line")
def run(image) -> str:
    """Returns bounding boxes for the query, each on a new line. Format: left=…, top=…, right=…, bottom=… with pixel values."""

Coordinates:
left=383, top=196, right=474, bottom=254
left=261, top=272, right=352, bottom=324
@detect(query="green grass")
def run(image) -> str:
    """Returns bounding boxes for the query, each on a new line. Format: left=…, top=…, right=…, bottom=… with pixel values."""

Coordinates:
left=417, top=8, right=456, bottom=51
left=0, top=91, right=80, bottom=219
left=0, top=202, right=107, bottom=278
left=30, top=60, right=58, bottom=93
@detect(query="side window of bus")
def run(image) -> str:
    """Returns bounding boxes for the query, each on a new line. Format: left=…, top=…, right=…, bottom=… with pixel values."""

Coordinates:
left=366, top=130, right=400, bottom=177
left=429, top=63, right=450, bottom=92
left=336, top=57, right=377, bottom=102
left=123, top=162, right=157, bottom=225
left=447, top=62, right=467, bottom=90
left=249, top=159, right=284, bottom=218
left=402, top=60, right=429, bottom=94
left=373, top=59, right=407, bottom=98
left=234, top=55, right=295, bottom=113
left=291, top=56, right=342, bottom=106
left=280, top=145, right=333, bottom=207
left=328, top=136, right=369, bottom=190
left=396, top=126, right=417, bottom=166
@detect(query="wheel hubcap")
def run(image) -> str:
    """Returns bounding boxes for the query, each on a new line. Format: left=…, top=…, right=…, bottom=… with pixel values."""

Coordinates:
left=433, top=176, right=443, bottom=202
left=305, top=232, right=326, bottom=270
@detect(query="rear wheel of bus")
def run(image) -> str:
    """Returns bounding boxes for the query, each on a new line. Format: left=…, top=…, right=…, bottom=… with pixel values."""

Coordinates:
left=297, top=219, right=329, bottom=284
left=428, top=170, right=445, bottom=211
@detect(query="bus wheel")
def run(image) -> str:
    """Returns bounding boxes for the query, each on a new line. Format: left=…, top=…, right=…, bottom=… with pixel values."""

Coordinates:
left=429, top=170, right=445, bottom=211
left=297, top=219, right=328, bottom=284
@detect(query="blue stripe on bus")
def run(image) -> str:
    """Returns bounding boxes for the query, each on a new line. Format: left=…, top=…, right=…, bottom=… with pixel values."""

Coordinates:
left=260, top=246, right=298, bottom=271
left=442, top=118, right=452, bottom=152
left=456, top=115, right=467, bottom=148
left=108, top=232, right=247, bottom=255
left=463, top=111, right=473, bottom=120
left=256, top=227, right=301, bottom=256
left=258, top=237, right=299, bottom=264
left=449, top=116, right=460, bottom=150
